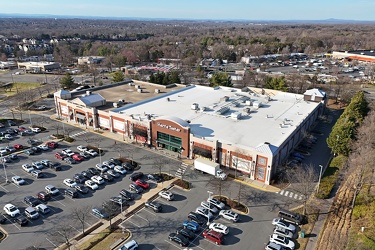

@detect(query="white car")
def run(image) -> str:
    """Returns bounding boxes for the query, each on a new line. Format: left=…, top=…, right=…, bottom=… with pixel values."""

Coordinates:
left=62, top=149, right=75, bottom=157
left=201, top=201, right=219, bottom=214
left=4, top=203, right=20, bottom=217
left=272, top=218, right=296, bottom=233
left=11, top=176, right=25, bottom=185
left=22, top=164, right=35, bottom=173
left=32, top=161, right=44, bottom=170
left=114, top=165, right=127, bottom=175
left=77, top=145, right=88, bottom=152
left=29, top=127, right=41, bottom=133
left=37, top=144, right=49, bottom=151
left=5, top=146, right=16, bottom=152
left=63, top=178, right=77, bottom=188
left=219, top=210, right=239, bottom=222
left=45, top=185, right=60, bottom=195
left=87, top=149, right=98, bottom=157
left=269, top=233, right=295, bottom=250
left=95, top=163, right=108, bottom=172
left=91, top=175, right=105, bottom=185
left=209, top=222, right=229, bottom=235
left=158, top=190, right=174, bottom=201
left=4, top=134, right=13, bottom=140
left=207, top=198, right=225, bottom=210
left=195, top=206, right=214, bottom=220
left=102, top=161, right=115, bottom=169
left=85, top=180, right=99, bottom=190
left=274, top=226, right=294, bottom=239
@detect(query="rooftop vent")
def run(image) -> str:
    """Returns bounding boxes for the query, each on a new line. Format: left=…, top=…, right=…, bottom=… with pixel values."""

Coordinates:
left=216, top=106, right=229, bottom=115
left=191, top=103, right=199, bottom=110
left=231, top=112, right=241, bottom=120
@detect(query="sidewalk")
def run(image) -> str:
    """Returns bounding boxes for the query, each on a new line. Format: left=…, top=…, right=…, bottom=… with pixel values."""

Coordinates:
left=69, top=177, right=177, bottom=250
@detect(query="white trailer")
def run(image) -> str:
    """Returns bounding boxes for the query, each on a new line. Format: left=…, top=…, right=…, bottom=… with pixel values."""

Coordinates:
left=194, top=158, right=227, bottom=180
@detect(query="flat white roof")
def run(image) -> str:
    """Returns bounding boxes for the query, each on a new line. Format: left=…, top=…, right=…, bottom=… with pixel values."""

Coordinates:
left=113, top=85, right=320, bottom=151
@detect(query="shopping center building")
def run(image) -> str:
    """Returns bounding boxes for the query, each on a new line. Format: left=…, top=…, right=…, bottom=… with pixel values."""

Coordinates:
left=54, top=81, right=326, bottom=184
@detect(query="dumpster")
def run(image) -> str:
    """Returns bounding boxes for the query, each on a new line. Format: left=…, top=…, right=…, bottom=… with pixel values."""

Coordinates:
left=299, top=230, right=305, bottom=238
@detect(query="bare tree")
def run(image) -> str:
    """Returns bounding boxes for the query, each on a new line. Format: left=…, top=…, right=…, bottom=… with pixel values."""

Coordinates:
left=49, top=222, right=75, bottom=250
left=285, top=165, right=318, bottom=215
left=71, top=206, right=91, bottom=234
left=50, top=122, right=62, bottom=136
left=153, top=157, right=170, bottom=176
left=206, top=177, right=230, bottom=199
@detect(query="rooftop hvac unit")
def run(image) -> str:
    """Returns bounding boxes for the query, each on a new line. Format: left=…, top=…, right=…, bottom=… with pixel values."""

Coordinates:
left=191, top=103, right=199, bottom=110
left=245, top=100, right=252, bottom=106
left=231, top=112, right=241, bottom=120
left=86, top=91, right=92, bottom=96
left=216, top=106, right=229, bottom=115
left=253, top=101, right=262, bottom=108
left=232, top=101, right=240, bottom=107
left=220, top=96, right=230, bottom=102
left=155, top=89, right=160, bottom=93
left=137, top=89, right=143, bottom=93
left=243, top=108, right=251, bottom=114
left=200, top=106, right=207, bottom=112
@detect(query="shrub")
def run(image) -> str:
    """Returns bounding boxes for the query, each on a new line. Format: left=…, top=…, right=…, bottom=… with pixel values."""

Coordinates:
left=64, top=136, right=75, bottom=143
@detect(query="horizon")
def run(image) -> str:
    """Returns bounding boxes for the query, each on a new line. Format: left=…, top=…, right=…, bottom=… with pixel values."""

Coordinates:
left=0, top=0, right=374, bottom=21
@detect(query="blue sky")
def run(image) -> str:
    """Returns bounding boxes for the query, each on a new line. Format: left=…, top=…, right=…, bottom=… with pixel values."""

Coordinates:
left=1, top=0, right=374, bottom=20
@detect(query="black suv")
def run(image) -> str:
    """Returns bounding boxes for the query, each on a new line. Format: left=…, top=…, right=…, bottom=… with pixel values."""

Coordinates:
left=176, top=226, right=196, bottom=240
left=75, top=184, right=89, bottom=194
left=188, top=212, right=207, bottom=225
left=129, top=183, right=143, bottom=194
left=64, top=188, right=78, bottom=198
left=46, top=162, right=62, bottom=171
left=123, top=162, right=134, bottom=171
left=14, top=215, right=28, bottom=226
left=129, top=172, right=143, bottom=181
left=24, top=196, right=41, bottom=207
left=109, top=158, right=122, bottom=166
left=74, top=174, right=86, bottom=184
left=88, top=167, right=100, bottom=176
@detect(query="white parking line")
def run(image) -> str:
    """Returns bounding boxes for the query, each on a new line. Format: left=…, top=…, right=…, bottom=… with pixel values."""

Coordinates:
left=142, top=208, right=158, bottom=217
left=50, top=197, right=66, bottom=207
left=84, top=221, right=92, bottom=227
left=134, top=213, right=149, bottom=223
left=164, top=239, right=183, bottom=249
left=126, top=219, right=141, bottom=228
left=0, top=183, right=9, bottom=192
left=7, top=218, right=21, bottom=230
left=70, top=225, right=80, bottom=233
left=45, top=237, right=58, bottom=247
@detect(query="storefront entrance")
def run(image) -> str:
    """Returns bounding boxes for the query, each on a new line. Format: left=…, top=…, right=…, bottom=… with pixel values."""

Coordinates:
left=157, top=131, right=182, bottom=153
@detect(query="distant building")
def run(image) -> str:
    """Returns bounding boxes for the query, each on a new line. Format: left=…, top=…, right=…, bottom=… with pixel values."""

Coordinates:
left=77, top=56, right=105, bottom=65
left=332, top=50, right=375, bottom=63
left=17, top=61, right=60, bottom=73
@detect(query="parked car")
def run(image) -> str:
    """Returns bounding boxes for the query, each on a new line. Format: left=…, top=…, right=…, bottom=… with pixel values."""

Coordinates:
left=46, top=141, right=58, bottom=149
left=88, top=167, right=100, bottom=176
left=77, top=145, right=88, bottom=152
left=122, top=162, right=134, bottom=171
left=202, top=229, right=223, bottom=245
left=35, top=204, right=51, bottom=214
left=168, top=233, right=189, bottom=247
left=45, top=185, right=60, bottom=195
left=182, top=220, right=199, bottom=232
left=101, top=172, right=114, bottom=182
left=207, top=198, right=225, bottom=210
left=24, top=206, right=39, bottom=220
left=32, top=161, right=44, bottom=170
left=265, top=242, right=287, bottom=250
left=81, top=170, right=93, bottom=179
left=219, top=210, right=239, bottom=222
left=45, top=161, right=62, bottom=171
left=269, top=233, right=295, bottom=250
left=37, top=191, right=51, bottom=202
left=129, top=172, right=144, bottom=181
left=91, top=175, right=105, bottom=185
left=11, top=176, right=25, bottom=185
left=110, top=196, right=127, bottom=206
left=14, top=215, right=28, bottom=226
left=176, top=226, right=195, bottom=240
left=109, top=158, right=122, bottom=166
left=29, top=127, right=41, bottom=133
left=31, top=170, right=44, bottom=178
left=272, top=218, right=296, bottom=233
left=158, top=190, right=174, bottom=201
left=135, top=179, right=149, bottom=189
left=13, top=144, right=24, bottom=150
left=102, top=161, right=115, bottom=169
left=54, top=152, right=66, bottom=160
left=3, top=203, right=20, bottom=217
left=209, top=222, right=229, bottom=235
left=91, top=207, right=109, bottom=219
left=87, top=149, right=98, bottom=157
left=107, top=169, right=120, bottom=178
left=24, top=149, right=35, bottom=156
left=147, top=173, right=162, bottom=183
left=195, top=207, right=214, bottom=220
left=63, top=178, right=77, bottom=188
left=85, top=180, right=99, bottom=190
left=144, top=201, right=162, bottom=212
left=75, top=184, right=89, bottom=194
left=114, top=165, right=127, bottom=175
left=201, top=201, right=219, bottom=214
left=274, top=226, right=294, bottom=239
left=120, top=189, right=134, bottom=201
left=120, top=240, right=138, bottom=250
left=129, top=183, right=143, bottom=194
left=65, top=188, right=78, bottom=198
left=37, top=144, right=49, bottom=151
left=62, top=149, right=75, bottom=157
left=64, top=157, right=76, bottom=164
left=80, top=151, right=91, bottom=159
left=95, top=163, right=108, bottom=172
left=188, top=211, right=207, bottom=225
left=72, top=154, right=84, bottom=161
left=74, top=174, right=86, bottom=184
left=22, top=164, right=34, bottom=173
left=24, top=196, right=41, bottom=207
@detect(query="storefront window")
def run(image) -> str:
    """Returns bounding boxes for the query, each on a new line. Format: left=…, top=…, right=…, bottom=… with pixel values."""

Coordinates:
left=157, top=132, right=182, bottom=152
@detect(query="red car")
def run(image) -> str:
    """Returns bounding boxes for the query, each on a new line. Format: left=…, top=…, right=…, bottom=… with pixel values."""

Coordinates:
left=202, top=229, right=223, bottom=245
left=46, top=141, right=58, bottom=149
left=72, top=154, right=84, bottom=161
left=14, top=144, right=23, bottom=150
left=135, top=179, right=149, bottom=189
left=54, top=152, right=66, bottom=160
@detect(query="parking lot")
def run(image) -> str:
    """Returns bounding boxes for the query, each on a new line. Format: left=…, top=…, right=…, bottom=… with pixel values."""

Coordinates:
left=0, top=119, right=295, bottom=250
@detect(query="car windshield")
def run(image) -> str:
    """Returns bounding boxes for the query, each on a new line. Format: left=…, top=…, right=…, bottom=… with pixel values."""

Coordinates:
left=9, top=206, right=17, bottom=212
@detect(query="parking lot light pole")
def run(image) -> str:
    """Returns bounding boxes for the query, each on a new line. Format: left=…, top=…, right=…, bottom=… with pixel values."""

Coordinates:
left=207, top=191, right=213, bottom=226
left=99, top=147, right=102, bottom=164
left=2, top=162, right=8, bottom=184
left=317, top=165, right=323, bottom=193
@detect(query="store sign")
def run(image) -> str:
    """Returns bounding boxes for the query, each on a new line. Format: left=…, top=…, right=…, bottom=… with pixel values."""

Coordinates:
left=157, top=122, right=181, bottom=132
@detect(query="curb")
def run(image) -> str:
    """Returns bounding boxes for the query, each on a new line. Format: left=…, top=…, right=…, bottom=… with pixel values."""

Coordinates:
left=229, top=176, right=281, bottom=193
left=212, top=195, right=249, bottom=215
